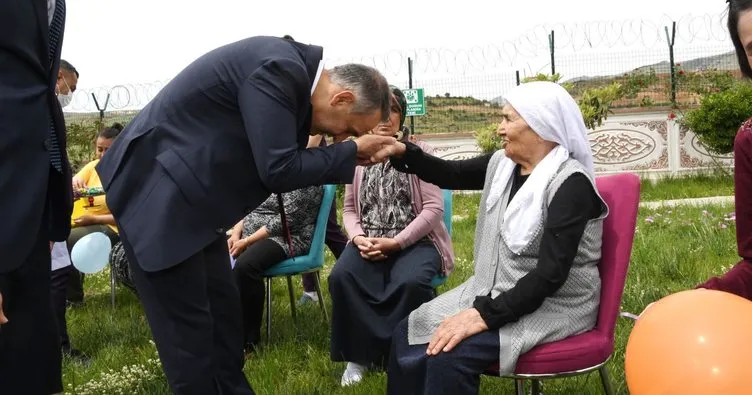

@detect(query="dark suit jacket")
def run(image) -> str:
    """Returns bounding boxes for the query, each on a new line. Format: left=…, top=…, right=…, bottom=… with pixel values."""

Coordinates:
left=97, top=36, right=358, bottom=272
left=0, top=0, right=72, bottom=273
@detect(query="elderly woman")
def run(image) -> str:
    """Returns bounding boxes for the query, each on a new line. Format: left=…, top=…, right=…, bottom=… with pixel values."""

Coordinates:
left=383, top=81, right=608, bottom=395
left=328, top=86, right=454, bottom=386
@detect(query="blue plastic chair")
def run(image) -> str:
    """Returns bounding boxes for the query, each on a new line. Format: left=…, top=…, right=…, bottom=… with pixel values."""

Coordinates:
left=430, top=189, right=453, bottom=290
left=262, top=184, right=336, bottom=341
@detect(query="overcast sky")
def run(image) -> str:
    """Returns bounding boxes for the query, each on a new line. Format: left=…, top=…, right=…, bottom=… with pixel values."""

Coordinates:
left=61, top=0, right=733, bottom=111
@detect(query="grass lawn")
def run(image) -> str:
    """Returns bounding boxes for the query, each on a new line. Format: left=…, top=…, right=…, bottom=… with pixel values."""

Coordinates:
left=61, top=187, right=738, bottom=395
left=639, top=171, right=734, bottom=201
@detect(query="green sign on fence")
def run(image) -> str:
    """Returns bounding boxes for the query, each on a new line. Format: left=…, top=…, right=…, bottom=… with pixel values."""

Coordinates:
left=403, top=88, right=426, bottom=116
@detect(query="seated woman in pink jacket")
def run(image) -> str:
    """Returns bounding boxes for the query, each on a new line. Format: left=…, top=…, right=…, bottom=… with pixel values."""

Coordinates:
left=328, top=87, right=455, bottom=387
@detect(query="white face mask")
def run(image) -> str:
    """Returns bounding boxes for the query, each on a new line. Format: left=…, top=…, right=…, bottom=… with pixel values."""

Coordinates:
left=57, top=76, right=73, bottom=108
left=57, top=93, right=72, bottom=108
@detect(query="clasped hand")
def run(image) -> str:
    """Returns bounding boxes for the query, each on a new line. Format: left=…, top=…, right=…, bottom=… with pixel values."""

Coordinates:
left=352, top=236, right=400, bottom=261
left=353, top=135, right=406, bottom=166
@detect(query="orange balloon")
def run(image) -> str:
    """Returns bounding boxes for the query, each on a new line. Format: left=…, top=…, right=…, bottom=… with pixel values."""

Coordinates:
left=625, top=290, right=752, bottom=395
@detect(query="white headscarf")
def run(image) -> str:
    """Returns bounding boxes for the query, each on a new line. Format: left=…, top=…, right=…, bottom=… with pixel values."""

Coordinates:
left=486, top=81, right=594, bottom=254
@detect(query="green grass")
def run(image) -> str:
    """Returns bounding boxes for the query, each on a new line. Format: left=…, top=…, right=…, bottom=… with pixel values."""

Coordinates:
left=640, top=171, right=734, bottom=201
left=61, top=191, right=738, bottom=395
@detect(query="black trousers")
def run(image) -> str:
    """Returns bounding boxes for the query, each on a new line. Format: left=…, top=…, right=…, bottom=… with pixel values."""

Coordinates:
left=123, top=231, right=254, bottom=395
left=51, top=265, right=73, bottom=350
left=387, top=317, right=499, bottom=395
left=0, top=226, right=63, bottom=394
left=65, top=224, right=119, bottom=302
left=233, top=239, right=287, bottom=348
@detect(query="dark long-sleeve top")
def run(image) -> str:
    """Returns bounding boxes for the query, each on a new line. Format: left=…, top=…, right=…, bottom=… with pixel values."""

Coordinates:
left=391, top=143, right=603, bottom=330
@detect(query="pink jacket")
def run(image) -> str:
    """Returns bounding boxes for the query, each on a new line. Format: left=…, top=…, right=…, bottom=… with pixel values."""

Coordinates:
left=342, top=141, right=455, bottom=275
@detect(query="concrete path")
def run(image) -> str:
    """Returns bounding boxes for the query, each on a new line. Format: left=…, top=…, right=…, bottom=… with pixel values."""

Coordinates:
left=640, top=195, right=734, bottom=209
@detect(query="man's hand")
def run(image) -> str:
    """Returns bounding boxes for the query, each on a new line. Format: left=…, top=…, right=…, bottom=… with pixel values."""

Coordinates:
left=426, top=308, right=488, bottom=355
left=0, top=291, right=7, bottom=324
left=354, top=135, right=397, bottom=166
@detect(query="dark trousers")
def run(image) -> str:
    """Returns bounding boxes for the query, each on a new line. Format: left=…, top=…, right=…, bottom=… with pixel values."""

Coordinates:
left=0, top=226, right=63, bottom=394
left=233, top=239, right=287, bottom=348
left=65, top=224, right=120, bottom=302
left=329, top=242, right=440, bottom=368
left=387, top=317, right=499, bottom=395
left=123, top=232, right=254, bottom=395
left=51, top=265, right=73, bottom=350
left=301, top=195, right=347, bottom=293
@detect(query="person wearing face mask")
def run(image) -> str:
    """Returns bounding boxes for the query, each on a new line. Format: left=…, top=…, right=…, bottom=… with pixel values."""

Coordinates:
left=56, top=60, right=78, bottom=108
left=328, top=86, right=455, bottom=387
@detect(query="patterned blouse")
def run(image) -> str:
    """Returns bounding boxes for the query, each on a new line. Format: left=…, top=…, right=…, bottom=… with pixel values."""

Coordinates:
left=242, top=186, right=323, bottom=257
left=359, top=161, right=415, bottom=238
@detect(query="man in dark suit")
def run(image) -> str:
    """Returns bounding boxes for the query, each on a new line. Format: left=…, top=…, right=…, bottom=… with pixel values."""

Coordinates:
left=96, top=36, right=396, bottom=394
left=0, top=0, right=72, bottom=394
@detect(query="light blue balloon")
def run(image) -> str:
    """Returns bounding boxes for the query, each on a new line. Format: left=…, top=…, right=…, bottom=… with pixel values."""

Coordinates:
left=71, top=232, right=112, bottom=274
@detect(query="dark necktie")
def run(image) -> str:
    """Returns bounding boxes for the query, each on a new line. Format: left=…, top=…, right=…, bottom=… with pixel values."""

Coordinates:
left=48, top=0, right=65, bottom=173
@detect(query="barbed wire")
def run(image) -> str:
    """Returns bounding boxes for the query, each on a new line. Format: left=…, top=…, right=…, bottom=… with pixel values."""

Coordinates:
left=65, top=12, right=733, bottom=113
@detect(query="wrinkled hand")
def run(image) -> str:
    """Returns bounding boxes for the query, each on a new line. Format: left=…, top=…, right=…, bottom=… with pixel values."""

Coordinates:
left=354, top=135, right=397, bottom=166
left=0, top=292, right=7, bottom=324
left=72, top=176, right=87, bottom=190
left=352, top=236, right=383, bottom=261
left=427, top=308, right=488, bottom=355
left=73, top=215, right=97, bottom=226
left=229, top=238, right=251, bottom=258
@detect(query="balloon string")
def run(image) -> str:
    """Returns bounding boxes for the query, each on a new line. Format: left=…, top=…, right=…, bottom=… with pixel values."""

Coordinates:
left=620, top=311, right=640, bottom=321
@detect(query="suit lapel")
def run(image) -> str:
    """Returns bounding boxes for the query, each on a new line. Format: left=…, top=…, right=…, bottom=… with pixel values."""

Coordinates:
left=304, top=44, right=324, bottom=84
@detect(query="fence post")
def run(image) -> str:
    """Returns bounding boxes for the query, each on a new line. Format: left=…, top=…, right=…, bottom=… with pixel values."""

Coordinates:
left=664, top=22, right=677, bottom=108
left=91, top=92, right=110, bottom=124
left=516, top=70, right=521, bottom=86
left=548, top=30, right=556, bottom=76
left=408, top=57, right=414, bottom=136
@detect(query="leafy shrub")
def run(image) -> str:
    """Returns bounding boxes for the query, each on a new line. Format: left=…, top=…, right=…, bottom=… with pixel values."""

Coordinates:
left=681, top=81, right=752, bottom=154
left=474, top=123, right=501, bottom=153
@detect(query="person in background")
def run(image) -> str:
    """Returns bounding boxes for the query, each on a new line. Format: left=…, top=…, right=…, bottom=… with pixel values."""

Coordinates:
left=64, top=123, right=123, bottom=304
left=0, top=1, right=71, bottom=394
left=229, top=135, right=324, bottom=351
left=55, top=59, right=78, bottom=108
left=280, top=34, right=350, bottom=305
left=329, top=87, right=454, bottom=386
left=693, top=0, right=752, bottom=298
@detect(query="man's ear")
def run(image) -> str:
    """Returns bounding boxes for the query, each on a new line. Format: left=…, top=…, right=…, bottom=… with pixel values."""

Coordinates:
left=329, top=90, right=355, bottom=107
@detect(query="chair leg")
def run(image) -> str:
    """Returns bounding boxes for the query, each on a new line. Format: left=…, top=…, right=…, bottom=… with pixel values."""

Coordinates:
left=514, top=379, right=525, bottom=395
left=109, top=263, right=116, bottom=309
left=531, top=379, right=542, bottom=395
left=599, top=365, right=615, bottom=395
left=266, top=277, right=272, bottom=342
left=286, top=275, right=297, bottom=322
left=313, top=271, right=328, bottom=322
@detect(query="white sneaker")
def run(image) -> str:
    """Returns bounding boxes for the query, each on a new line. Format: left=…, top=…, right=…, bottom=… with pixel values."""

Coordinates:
left=340, top=362, right=365, bottom=387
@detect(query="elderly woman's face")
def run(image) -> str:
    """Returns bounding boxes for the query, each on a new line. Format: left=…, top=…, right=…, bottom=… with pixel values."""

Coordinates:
left=497, top=104, right=545, bottom=162
left=372, top=102, right=402, bottom=137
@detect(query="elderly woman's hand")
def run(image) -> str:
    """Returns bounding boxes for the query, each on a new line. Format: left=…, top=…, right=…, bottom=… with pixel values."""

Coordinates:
left=426, top=308, right=488, bottom=356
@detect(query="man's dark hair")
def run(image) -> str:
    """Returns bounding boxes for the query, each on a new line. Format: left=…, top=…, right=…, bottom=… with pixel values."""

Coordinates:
left=328, top=64, right=391, bottom=122
left=728, top=0, right=752, bottom=78
left=60, top=59, right=79, bottom=78
left=281, top=35, right=295, bottom=41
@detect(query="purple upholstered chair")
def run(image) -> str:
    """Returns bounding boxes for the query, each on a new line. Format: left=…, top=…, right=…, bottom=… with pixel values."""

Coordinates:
left=487, top=173, right=640, bottom=395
